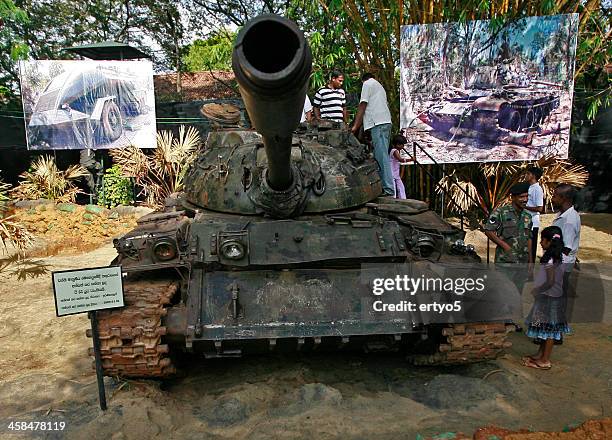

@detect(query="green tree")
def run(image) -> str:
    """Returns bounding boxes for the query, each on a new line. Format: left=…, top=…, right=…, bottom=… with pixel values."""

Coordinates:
left=183, top=30, right=235, bottom=72
left=0, top=0, right=187, bottom=106
left=0, top=0, right=28, bottom=108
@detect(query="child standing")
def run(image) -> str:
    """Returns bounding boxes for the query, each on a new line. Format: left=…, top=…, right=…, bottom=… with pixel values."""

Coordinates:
left=388, top=134, right=413, bottom=199
left=522, top=226, right=570, bottom=370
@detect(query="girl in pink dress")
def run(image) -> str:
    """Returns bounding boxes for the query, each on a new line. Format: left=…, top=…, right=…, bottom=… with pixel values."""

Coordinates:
left=388, top=134, right=413, bottom=199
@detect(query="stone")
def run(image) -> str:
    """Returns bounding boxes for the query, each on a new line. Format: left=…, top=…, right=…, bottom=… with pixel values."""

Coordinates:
left=82, top=213, right=95, bottom=221
left=108, top=211, right=120, bottom=219
left=56, top=203, right=77, bottom=213
left=299, top=383, right=342, bottom=405
left=111, top=205, right=154, bottom=218
left=409, top=374, right=498, bottom=409
left=15, top=199, right=54, bottom=210
left=85, top=204, right=109, bottom=217
left=207, top=397, right=249, bottom=427
left=270, top=383, right=342, bottom=417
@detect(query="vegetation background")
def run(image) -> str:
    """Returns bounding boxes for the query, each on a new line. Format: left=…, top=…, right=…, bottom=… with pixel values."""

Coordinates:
left=1, top=1, right=609, bottom=121
left=0, top=0, right=609, bottom=218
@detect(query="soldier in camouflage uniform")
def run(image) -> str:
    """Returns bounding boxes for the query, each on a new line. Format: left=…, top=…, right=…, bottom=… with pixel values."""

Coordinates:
left=484, top=182, right=532, bottom=264
left=483, top=182, right=532, bottom=327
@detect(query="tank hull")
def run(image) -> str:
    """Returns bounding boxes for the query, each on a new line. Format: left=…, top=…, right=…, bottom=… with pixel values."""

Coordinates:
left=92, top=202, right=516, bottom=377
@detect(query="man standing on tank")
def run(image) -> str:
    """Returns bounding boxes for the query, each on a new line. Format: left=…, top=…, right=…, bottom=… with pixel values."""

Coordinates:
left=313, top=70, right=348, bottom=123
left=351, top=72, right=394, bottom=196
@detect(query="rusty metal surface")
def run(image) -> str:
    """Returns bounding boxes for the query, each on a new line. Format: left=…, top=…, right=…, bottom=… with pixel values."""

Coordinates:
left=86, top=278, right=178, bottom=378
left=410, top=322, right=515, bottom=365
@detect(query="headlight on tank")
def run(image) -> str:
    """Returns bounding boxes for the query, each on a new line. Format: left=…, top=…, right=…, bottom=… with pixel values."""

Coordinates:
left=153, top=239, right=177, bottom=261
left=220, top=241, right=246, bottom=260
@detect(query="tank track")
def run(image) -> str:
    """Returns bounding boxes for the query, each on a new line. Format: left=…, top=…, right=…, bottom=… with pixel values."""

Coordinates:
left=86, top=278, right=178, bottom=378
left=410, top=322, right=515, bottom=365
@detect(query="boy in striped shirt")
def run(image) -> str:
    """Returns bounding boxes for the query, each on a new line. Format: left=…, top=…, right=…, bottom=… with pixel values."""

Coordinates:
left=313, top=70, right=348, bottom=123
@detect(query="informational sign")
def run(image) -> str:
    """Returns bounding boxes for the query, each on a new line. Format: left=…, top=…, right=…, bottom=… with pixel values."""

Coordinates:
left=52, top=266, right=124, bottom=317
left=19, top=60, right=156, bottom=150
left=400, top=14, right=578, bottom=164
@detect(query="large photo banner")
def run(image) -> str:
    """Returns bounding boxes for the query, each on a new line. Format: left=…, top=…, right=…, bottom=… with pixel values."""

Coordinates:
left=19, top=60, right=156, bottom=150
left=400, top=14, right=578, bottom=164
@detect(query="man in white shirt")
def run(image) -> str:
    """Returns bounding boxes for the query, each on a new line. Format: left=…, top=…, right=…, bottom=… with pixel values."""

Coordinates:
left=351, top=72, right=394, bottom=196
left=551, top=184, right=581, bottom=271
left=552, top=184, right=581, bottom=324
left=524, top=166, right=544, bottom=265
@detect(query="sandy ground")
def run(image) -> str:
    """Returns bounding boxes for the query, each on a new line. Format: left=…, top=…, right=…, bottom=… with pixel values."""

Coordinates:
left=0, top=212, right=611, bottom=439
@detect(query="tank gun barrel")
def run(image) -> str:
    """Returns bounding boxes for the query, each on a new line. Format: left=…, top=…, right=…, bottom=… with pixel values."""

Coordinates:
left=232, top=14, right=312, bottom=191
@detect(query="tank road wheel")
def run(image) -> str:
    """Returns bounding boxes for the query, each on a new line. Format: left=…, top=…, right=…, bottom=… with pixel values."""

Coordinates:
left=534, top=106, right=543, bottom=125
left=499, top=109, right=521, bottom=132
left=524, top=109, right=535, bottom=129
left=86, top=278, right=179, bottom=378
left=409, top=322, right=515, bottom=366
left=101, top=101, right=123, bottom=142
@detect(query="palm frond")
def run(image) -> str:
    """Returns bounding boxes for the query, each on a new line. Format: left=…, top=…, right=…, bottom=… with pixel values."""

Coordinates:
left=0, top=215, right=35, bottom=253
left=436, top=172, right=480, bottom=213
left=0, top=253, right=50, bottom=280
left=438, top=157, right=589, bottom=219
left=110, top=146, right=150, bottom=178
left=11, top=156, right=86, bottom=202
left=110, top=126, right=201, bottom=209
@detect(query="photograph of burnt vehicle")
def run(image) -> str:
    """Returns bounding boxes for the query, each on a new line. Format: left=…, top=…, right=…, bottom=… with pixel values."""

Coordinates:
left=400, top=13, right=578, bottom=164
left=424, top=75, right=562, bottom=146
left=19, top=60, right=156, bottom=150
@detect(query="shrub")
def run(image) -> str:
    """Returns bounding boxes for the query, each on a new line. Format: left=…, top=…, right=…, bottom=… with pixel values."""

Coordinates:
left=98, top=165, right=134, bottom=208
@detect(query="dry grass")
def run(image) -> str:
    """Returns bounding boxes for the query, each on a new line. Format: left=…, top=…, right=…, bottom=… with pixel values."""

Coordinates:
left=110, top=125, right=201, bottom=209
left=437, top=156, right=589, bottom=216
left=11, top=156, right=87, bottom=203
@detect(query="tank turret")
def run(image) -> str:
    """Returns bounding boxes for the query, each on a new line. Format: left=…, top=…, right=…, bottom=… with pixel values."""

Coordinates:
left=183, top=14, right=381, bottom=218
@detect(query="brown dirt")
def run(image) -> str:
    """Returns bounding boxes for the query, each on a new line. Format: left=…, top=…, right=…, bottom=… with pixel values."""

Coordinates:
left=12, top=206, right=138, bottom=257
left=473, top=418, right=612, bottom=439
left=0, top=213, right=610, bottom=439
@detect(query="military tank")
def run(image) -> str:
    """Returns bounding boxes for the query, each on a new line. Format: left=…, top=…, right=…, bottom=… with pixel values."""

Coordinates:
left=88, top=14, right=516, bottom=378
left=423, top=84, right=561, bottom=145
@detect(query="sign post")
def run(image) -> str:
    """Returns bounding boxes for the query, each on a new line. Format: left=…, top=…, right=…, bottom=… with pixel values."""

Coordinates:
left=52, top=266, right=124, bottom=411
left=88, top=311, right=107, bottom=410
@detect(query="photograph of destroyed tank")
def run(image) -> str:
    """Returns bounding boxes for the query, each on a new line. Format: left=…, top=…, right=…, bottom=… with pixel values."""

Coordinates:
left=400, top=14, right=578, bottom=164
left=19, top=60, right=156, bottom=150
